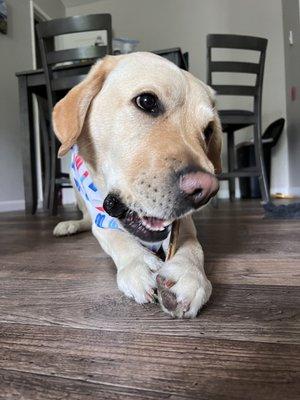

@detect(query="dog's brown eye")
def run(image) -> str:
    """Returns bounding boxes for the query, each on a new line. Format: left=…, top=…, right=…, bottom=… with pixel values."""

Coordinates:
left=203, top=122, right=214, bottom=143
left=135, top=93, right=160, bottom=116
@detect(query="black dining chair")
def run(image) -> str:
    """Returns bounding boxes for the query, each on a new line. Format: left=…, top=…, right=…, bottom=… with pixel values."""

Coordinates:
left=153, top=47, right=189, bottom=71
left=36, top=14, right=112, bottom=215
left=207, top=34, right=270, bottom=203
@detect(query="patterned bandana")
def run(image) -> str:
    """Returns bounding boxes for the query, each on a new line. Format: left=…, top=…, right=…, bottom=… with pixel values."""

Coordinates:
left=70, top=145, right=172, bottom=254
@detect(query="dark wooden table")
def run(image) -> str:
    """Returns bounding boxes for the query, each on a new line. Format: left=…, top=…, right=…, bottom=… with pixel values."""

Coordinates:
left=16, top=61, right=94, bottom=215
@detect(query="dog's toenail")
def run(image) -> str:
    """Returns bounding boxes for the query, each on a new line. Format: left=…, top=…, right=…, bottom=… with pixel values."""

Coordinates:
left=156, top=275, right=164, bottom=285
left=164, top=280, right=175, bottom=288
left=146, top=294, right=153, bottom=302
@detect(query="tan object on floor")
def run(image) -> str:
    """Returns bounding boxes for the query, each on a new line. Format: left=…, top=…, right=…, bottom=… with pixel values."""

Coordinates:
left=165, top=220, right=180, bottom=260
left=157, top=220, right=180, bottom=314
left=272, top=193, right=296, bottom=199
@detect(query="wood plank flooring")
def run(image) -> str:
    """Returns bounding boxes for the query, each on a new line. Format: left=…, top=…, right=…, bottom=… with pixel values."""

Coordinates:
left=0, top=200, right=299, bottom=399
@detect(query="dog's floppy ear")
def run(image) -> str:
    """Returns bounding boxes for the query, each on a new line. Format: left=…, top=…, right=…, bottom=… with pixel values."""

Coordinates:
left=52, top=56, right=119, bottom=157
left=204, top=85, right=222, bottom=174
left=208, top=113, right=222, bottom=174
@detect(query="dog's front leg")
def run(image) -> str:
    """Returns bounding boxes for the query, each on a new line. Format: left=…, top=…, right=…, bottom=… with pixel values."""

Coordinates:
left=158, top=216, right=212, bottom=318
left=92, top=224, right=163, bottom=304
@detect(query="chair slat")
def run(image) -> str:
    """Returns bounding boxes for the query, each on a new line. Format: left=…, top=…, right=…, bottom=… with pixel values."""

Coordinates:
left=212, top=85, right=257, bottom=96
left=207, top=34, right=267, bottom=51
left=210, top=61, right=260, bottom=74
left=51, top=75, right=87, bottom=91
left=218, top=168, right=260, bottom=179
left=47, top=46, right=108, bottom=65
left=37, top=14, right=112, bottom=38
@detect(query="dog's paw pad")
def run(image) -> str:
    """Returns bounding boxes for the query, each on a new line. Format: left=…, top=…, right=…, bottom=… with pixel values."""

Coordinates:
left=156, top=275, right=178, bottom=312
left=156, top=271, right=212, bottom=318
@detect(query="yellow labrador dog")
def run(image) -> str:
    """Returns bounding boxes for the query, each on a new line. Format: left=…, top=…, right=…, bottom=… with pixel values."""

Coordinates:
left=53, top=52, right=222, bottom=318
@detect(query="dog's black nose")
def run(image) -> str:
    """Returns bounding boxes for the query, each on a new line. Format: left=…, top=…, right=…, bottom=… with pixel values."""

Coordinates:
left=103, top=193, right=127, bottom=218
left=179, top=169, right=219, bottom=208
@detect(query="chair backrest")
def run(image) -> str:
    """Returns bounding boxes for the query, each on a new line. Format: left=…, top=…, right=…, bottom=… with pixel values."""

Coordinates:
left=36, top=14, right=112, bottom=99
left=207, top=34, right=267, bottom=109
left=153, top=48, right=189, bottom=71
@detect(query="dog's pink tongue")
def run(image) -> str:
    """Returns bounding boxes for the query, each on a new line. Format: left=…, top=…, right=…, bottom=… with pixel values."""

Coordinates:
left=142, top=216, right=165, bottom=229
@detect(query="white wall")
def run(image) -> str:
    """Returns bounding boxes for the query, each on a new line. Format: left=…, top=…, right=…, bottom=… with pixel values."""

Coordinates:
left=0, top=0, right=65, bottom=212
left=282, top=0, right=300, bottom=196
left=66, top=0, right=289, bottom=198
left=0, top=0, right=289, bottom=212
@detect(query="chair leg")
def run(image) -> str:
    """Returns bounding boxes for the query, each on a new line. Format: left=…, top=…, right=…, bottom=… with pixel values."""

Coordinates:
left=52, top=185, right=59, bottom=216
left=227, top=130, right=236, bottom=201
left=49, top=130, right=59, bottom=216
left=49, top=175, right=57, bottom=216
left=253, top=121, right=270, bottom=204
left=38, top=99, right=51, bottom=211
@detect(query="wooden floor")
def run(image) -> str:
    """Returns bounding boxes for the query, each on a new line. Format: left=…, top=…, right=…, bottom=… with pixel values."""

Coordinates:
left=0, top=200, right=299, bottom=399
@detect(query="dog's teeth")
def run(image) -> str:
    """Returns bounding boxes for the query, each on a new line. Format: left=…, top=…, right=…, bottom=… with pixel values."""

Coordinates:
left=142, top=220, right=163, bottom=231
left=141, top=216, right=171, bottom=232
left=163, top=220, right=172, bottom=227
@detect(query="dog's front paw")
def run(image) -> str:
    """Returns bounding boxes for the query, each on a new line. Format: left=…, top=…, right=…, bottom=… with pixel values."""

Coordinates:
left=117, top=255, right=162, bottom=304
left=158, top=263, right=212, bottom=318
left=53, top=221, right=81, bottom=236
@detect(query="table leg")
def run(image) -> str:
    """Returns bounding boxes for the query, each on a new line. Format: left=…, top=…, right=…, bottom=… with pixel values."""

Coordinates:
left=227, top=130, right=236, bottom=201
left=18, top=76, right=37, bottom=214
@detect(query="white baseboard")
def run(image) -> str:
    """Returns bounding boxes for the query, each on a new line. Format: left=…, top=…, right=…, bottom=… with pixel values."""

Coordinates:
left=0, top=190, right=76, bottom=213
left=270, top=186, right=291, bottom=196
left=218, top=189, right=241, bottom=199
left=218, top=186, right=297, bottom=199
left=0, top=200, right=25, bottom=212
left=218, top=189, right=229, bottom=199
left=288, top=187, right=300, bottom=196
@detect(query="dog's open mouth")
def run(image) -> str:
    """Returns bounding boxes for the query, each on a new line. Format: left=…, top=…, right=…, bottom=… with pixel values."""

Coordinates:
left=120, top=210, right=172, bottom=242
left=103, top=193, right=173, bottom=242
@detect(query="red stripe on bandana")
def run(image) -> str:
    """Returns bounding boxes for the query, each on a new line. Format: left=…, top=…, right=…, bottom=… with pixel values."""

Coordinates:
left=75, top=155, right=83, bottom=169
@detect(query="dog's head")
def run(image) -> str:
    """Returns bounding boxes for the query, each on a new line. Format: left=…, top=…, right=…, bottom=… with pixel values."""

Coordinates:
left=53, top=52, right=222, bottom=241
